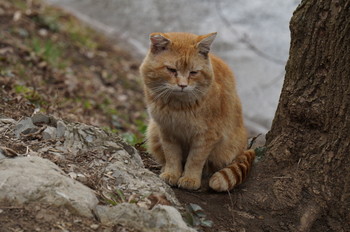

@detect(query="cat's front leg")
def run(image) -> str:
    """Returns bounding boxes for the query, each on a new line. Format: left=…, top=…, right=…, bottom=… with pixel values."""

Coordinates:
left=159, top=138, right=183, bottom=186
left=178, top=137, right=215, bottom=190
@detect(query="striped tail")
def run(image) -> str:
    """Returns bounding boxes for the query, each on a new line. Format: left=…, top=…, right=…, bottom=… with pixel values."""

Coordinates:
left=209, top=149, right=255, bottom=192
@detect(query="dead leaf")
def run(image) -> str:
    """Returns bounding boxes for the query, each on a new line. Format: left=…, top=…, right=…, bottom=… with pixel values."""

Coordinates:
left=13, top=11, right=21, bottom=21
left=147, top=193, right=172, bottom=209
left=0, top=146, right=18, bottom=158
left=0, top=47, right=13, bottom=55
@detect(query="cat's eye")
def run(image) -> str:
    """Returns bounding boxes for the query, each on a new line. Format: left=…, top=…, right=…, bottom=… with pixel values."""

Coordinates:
left=166, top=67, right=177, bottom=73
left=190, top=71, right=198, bottom=75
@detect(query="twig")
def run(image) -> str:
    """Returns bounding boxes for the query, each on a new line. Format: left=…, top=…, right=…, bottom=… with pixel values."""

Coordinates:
left=248, top=133, right=262, bottom=149
left=297, top=158, right=302, bottom=169
left=21, top=125, right=47, bottom=138
left=227, top=190, right=236, bottom=225
left=272, top=176, right=293, bottom=179
left=103, top=172, right=116, bottom=180
left=0, top=206, right=24, bottom=209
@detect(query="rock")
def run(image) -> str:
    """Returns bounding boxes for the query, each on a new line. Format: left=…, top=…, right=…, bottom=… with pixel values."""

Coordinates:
left=63, top=123, right=141, bottom=163
left=2, top=115, right=185, bottom=230
left=56, top=120, right=66, bottom=137
left=31, top=113, right=57, bottom=126
left=0, top=150, right=6, bottom=160
left=63, top=123, right=105, bottom=151
left=68, top=172, right=77, bottom=179
left=42, top=126, right=57, bottom=140
left=14, top=117, right=37, bottom=137
left=61, top=122, right=178, bottom=205
left=95, top=204, right=196, bottom=232
left=31, top=113, right=50, bottom=125
left=90, top=224, right=99, bottom=230
left=106, top=159, right=178, bottom=206
left=0, top=156, right=98, bottom=218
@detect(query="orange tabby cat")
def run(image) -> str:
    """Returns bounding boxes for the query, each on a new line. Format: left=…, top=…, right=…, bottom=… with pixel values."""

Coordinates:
left=140, top=32, right=255, bottom=192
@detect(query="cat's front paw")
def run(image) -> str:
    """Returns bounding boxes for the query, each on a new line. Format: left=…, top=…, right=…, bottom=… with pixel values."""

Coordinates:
left=178, top=176, right=201, bottom=190
left=160, top=172, right=181, bottom=186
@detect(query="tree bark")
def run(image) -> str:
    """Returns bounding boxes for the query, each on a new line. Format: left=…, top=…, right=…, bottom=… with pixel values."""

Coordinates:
left=233, top=1, right=350, bottom=231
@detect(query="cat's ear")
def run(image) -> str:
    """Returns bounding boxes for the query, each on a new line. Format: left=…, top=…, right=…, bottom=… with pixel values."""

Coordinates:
left=149, top=33, right=170, bottom=54
left=197, top=32, right=217, bottom=57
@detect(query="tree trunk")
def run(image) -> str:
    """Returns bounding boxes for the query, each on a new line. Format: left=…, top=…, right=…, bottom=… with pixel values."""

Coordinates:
left=233, top=0, right=350, bottom=231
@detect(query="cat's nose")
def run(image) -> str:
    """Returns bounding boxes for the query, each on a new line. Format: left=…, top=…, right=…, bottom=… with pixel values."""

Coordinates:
left=178, top=84, right=187, bottom=90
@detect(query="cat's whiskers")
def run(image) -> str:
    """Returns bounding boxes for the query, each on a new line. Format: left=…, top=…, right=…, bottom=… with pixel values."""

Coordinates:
left=189, top=89, right=199, bottom=101
left=150, top=84, right=178, bottom=104
left=155, top=91, right=169, bottom=102
left=149, top=85, right=166, bottom=93
left=164, top=88, right=174, bottom=104
left=150, top=86, right=169, bottom=102
left=194, top=87, right=206, bottom=95
left=188, top=87, right=205, bottom=101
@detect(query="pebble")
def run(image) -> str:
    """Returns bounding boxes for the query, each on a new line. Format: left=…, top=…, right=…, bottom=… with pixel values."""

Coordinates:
left=68, top=172, right=77, bottom=179
left=14, top=117, right=37, bottom=138
left=56, top=120, right=66, bottom=138
left=90, top=224, right=99, bottom=230
left=31, top=113, right=50, bottom=125
left=42, top=126, right=57, bottom=140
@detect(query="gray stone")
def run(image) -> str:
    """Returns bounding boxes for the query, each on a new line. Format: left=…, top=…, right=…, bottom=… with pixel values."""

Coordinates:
left=56, top=120, right=66, bottom=138
left=106, top=160, right=178, bottom=206
left=60, top=122, right=178, bottom=205
left=0, top=150, right=6, bottom=160
left=63, top=123, right=140, bottom=161
left=95, top=204, right=196, bottom=232
left=63, top=123, right=108, bottom=151
left=42, top=126, right=57, bottom=140
left=2, top=116, right=185, bottom=229
left=31, top=113, right=50, bottom=125
left=0, top=156, right=98, bottom=218
left=31, top=113, right=57, bottom=126
left=14, top=117, right=37, bottom=138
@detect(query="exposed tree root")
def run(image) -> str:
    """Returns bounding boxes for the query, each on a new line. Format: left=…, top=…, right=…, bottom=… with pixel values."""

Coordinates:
left=298, top=201, right=322, bottom=232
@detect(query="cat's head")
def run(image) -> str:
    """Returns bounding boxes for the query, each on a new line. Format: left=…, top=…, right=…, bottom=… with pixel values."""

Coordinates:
left=140, top=32, right=217, bottom=103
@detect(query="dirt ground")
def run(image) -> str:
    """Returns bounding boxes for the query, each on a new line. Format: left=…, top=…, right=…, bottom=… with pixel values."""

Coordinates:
left=174, top=189, right=242, bottom=232
left=0, top=1, right=256, bottom=231
left=140, top=151, right=255, bottom=232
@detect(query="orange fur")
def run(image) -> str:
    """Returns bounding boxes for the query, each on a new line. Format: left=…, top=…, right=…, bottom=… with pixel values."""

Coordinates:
left=140, top=32, right=254, bottom=191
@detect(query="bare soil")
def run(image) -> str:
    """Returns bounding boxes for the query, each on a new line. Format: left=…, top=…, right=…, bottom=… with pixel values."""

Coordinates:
left=0, top=1, right=258, bottom=231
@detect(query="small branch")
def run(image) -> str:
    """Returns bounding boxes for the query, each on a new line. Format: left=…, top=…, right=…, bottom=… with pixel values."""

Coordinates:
left=248, top=133, right=262, bottom=149
left=272, top=176, right=293, bottom=179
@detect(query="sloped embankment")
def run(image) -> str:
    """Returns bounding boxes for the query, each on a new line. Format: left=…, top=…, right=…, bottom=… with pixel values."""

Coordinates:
left=0, top=0, right=196, bottom=231
left=0, top=0, right=146, bottom=142
left=0, top=114, right=195, bottom=231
